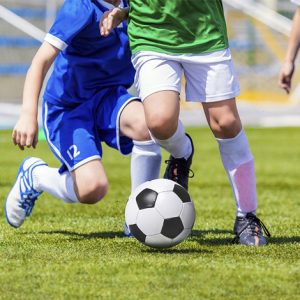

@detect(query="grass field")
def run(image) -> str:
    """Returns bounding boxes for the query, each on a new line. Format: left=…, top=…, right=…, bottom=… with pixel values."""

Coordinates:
left=0, top=127, right=299, bottom=300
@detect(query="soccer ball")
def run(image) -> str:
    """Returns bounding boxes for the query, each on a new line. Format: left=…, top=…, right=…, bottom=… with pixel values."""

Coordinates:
left=125, top=179, right=195, bottom=248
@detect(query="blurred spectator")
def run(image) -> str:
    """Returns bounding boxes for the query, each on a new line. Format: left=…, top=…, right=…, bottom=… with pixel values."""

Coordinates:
left=278, top=0, right=300, bottom=93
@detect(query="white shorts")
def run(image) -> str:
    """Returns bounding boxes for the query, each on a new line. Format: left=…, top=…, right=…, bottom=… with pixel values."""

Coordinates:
left=132, top=49, right=240, bottom=102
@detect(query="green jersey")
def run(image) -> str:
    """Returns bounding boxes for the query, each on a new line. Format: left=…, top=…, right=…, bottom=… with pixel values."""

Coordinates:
left=128, top=0, right=229, bottom=54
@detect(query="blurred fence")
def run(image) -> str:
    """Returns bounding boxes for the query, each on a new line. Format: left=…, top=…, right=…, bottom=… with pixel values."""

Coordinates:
left=225, top=2, right=293, bottom=104
left=0, top=0, right=299, bottom=105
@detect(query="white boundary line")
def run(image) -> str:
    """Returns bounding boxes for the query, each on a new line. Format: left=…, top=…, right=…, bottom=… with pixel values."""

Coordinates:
left=1, top=102, right=300, bottom=129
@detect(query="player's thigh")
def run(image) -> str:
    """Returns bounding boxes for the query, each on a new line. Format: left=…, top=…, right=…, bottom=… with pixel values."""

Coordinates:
left=119, top=100, right=150, bottom=141
left=71, top=159, right=108, bottom=201
left=202, top=98, right=242, bottom=138
left=143, top=90, right=180, bottom=132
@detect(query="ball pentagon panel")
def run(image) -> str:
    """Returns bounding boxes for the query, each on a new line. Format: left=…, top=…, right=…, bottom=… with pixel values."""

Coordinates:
left=161, top=217, right=184, bottom=239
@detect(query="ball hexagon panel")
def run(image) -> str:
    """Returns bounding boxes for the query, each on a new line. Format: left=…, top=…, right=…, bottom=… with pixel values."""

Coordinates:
left=145, top=234, right=172, bottom=248
left=180, top=202, right=196, bottom=229
left=136, top=188, right=158, bottom=210
left=161, top=217, right=184, bottom=239
left=125, top=197, right=139, bottom=225
left=136, top=208, right=164, bottom=235
left=155, top=191, right=183, bottom=219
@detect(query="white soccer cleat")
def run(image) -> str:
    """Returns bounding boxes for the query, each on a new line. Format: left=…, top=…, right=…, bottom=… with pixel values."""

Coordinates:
left=5, top=157, right=47, bottom=228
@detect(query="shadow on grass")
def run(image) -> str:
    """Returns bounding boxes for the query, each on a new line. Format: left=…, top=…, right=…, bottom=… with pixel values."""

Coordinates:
left=268, top=236, right=300, bottom=244
left=144, top=248, right=212, bottom=254
left=191, top=230, right=300, bottom=245
left=190, top=229, right=233, bottom=246
left=36, top=230, right=125, bottom=239
left=29, top=229, right=300, bottom=246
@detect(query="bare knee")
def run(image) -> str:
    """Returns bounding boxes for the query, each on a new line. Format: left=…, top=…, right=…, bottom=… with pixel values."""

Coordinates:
left=211, top=115, right=242, bottom=138
left=75, top=179, right=109, bottom=204
left=147, top=113, right=177, bottom=139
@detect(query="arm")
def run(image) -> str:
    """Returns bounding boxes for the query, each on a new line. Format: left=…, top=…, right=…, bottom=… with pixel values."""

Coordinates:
left=13, top=41, right=60, bottom=150
left=100, top=7, right=129, bottom=37
left=278, top=8, right=300, bottom=93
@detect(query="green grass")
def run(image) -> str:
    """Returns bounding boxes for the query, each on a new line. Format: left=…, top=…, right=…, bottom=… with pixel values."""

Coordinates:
left=0, top=127, right=299, bottom=300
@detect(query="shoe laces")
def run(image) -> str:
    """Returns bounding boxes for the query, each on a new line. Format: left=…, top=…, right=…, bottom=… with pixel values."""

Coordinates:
left=233, top=214, right=271, bottom=244
left=18, top=168, right=40, bottom=216
left=164, top=158, right=195, bottom=181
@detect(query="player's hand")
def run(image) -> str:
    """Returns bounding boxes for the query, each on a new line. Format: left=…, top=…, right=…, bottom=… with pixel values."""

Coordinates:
left=278, top=61, right=295, bottom=94
left=100, top=7, right=128, bottom=37
left=12, top=115, right=39, bottom=150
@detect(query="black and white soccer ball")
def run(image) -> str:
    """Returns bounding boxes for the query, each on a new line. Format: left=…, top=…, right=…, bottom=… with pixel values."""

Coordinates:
left=125, top=179, right=195, bottom=248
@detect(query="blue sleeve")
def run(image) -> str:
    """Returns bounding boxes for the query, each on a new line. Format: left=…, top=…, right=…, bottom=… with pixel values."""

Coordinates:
left=48, top=0, right=94, bottom=45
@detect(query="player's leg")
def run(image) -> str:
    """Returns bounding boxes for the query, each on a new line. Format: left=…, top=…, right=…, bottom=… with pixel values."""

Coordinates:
left=41, top=100, right=109, bottom=204
left=202, top=99, right=270, bottom=245
left=23, top=158, right=107, bottom=204
left=119, top=98, right=162, bottom=237
left=99, top=89, right=161, bottom=237
left=183, top=52, right=270, bottom=245
left=119, top=99, right=161, bottom=192
left=132, top=52, right=194, bottom=190
left=5, top=100, right=108, bottom=228
left=202, top=99, right=256, bottom=215
left=5, top=157, right=109, bottom=228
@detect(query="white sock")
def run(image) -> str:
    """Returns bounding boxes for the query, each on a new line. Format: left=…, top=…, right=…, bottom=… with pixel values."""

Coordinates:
left=131, top=140, right=161, bottom=192
left=217, top=129, right=257, bottom=217
left=153, top=120, right=192, bottom=159
left=32, top=166, right=79, bottom=203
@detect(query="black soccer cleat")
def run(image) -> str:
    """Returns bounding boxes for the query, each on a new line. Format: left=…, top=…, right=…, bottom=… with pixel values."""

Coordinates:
left=163, top=133, right=194, bottom=191
left=233, top=213, right=271, bottom=246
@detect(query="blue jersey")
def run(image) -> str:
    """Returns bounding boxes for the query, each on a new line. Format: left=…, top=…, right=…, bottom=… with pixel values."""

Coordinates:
left=44, top=0, right=134, bottom=105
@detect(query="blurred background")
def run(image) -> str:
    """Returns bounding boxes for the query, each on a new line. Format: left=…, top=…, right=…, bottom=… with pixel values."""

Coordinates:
left=0, top=0, right=300, bottom=128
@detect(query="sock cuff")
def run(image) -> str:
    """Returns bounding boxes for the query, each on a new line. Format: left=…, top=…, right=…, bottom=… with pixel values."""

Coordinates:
left=133, top=139, right=157, bottom=146
left=132, top=139, right=161, bottom=155
left=217, top=129, right=251, bottom=155
left=217, top=129, right=254, bottom=169
left=153, top=120, right=184, bottom=145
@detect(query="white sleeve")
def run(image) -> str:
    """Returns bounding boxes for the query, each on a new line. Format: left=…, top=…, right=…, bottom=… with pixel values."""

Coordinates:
left=291, top=0, right=300, bottom=5
left=44, top=33, right=68, bottom=51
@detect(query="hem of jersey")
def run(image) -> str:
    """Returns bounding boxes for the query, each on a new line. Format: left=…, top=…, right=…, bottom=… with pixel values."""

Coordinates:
left=186, top=89, right=241, bottom=102
left=68, top=156, right=101, bottom=172
left=140, top=85, right=180, bottom=101
left=45, top=33, right=68, bottom=51
left=131, top=43, right=229, bottom=56
left=133, top=48, right=232, bottom=62
left=116, top=96, right=140, bottom=154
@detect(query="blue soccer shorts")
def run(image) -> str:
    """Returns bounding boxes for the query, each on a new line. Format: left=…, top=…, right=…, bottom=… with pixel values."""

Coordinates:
left=42, top=86, right=139, bottom=173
